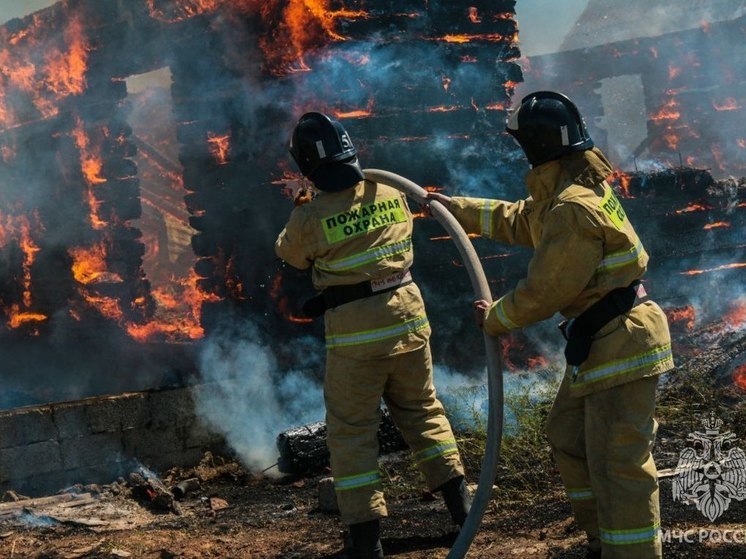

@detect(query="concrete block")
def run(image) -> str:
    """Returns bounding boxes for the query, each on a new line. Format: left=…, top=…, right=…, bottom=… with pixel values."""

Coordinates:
left=52, top=403, right=90, bottom=440
left=86, top=393, right=151, bottom=434
left=149, top=387, right=195, bottom=429
left=0, top=407, right=57, bottom=448
left=60, top=432, right=125, bottom=470
left=122, top=427, right=183, bottom=462
left=0, top=440, right=63, bottom=480
left=183, top=419, right=224, bottom=450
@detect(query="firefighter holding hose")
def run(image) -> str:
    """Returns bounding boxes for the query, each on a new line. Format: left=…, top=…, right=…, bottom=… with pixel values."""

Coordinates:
left=274, top=112, right=472, bottom=559
left=428, top=91, right=674, bottom=559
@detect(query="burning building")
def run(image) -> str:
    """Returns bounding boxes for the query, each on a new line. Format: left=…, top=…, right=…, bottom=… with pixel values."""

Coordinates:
left=0, top=1, right=523, bottom=405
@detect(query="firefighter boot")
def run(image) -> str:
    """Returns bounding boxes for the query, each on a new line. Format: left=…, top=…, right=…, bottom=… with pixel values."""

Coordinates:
left=347, top=519, right=384, bottom=559
left=438, top=475, right=472, bottom=527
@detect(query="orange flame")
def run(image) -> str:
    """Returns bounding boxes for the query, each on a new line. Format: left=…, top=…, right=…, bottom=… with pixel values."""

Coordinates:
left=723, top=300, right=746, bottom=330
left=703, top=221, right=730, bottom=230
left=650, top=98, right=681, bottom=122
left=18, top=216, right=41, bottom=309
left=732, top=364, right=746, bottom=391
left=468, top=7, right=482, bottom=24
left=7, top=305, right=48, bottom=330
left=674, top=203, right=712, bottom=214
left=442, top=75, right=452, bottom=92
left=43, top=18, right=88, bottom=98
left=681, top=262, right=746, bottom=276
left=665, top=305, right=696, bottom=330
left=71, top=119, right=109, bottom=229
left=427, top=105, right=461, bottom=113
left=69, top=243, right=123, bottom=285
left=611, top=171, right=634, bottom=198
left=437, top=33, right=513, bottom=43
left=207, top=132, right=231, bottom=164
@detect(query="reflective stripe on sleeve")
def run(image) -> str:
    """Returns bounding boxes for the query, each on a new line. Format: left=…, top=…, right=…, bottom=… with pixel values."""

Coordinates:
left=494, top=299, right=519, bottom=331
left=596, top=240, right=644, bottom=272
left=574, top=344, right=673, bottom=387
left=413, top=439, right=459, bottom=464
left=315, top=237, right=412, bottom=272
left=567, top=487, right=595, bottom=501
left=334, top=470, right=382, bottom=491
left=600, top=523, right=661, bottom=545
left=326, top=315, right=429, bottom=348
left=479, top=200, right=497, bottom=237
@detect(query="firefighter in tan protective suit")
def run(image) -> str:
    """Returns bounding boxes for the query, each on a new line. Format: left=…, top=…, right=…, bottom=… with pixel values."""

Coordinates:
left=274, top=112, right=471, bottom=559
left=429, top=92, right=674, bottom=559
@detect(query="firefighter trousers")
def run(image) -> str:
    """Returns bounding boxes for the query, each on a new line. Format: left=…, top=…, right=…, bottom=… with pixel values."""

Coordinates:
left=546, top=373, right=662, bottom=559
left=325, top=344, right=464, bottom=525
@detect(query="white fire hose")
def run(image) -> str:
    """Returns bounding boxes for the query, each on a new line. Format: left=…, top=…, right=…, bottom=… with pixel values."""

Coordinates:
left=363, top=169, right=504, bottom=559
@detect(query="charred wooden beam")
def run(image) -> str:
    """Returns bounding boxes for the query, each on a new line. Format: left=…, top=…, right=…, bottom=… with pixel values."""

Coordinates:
left=276, top=408, right=408, bottom=476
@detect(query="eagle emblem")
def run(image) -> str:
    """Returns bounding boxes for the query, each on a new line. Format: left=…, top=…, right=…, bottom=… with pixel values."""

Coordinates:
left=672, top=413, right=746, bottom=521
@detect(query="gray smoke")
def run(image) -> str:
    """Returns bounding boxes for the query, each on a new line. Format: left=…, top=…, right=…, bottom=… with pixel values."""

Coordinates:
left=194, top=321, right=325, bottom=474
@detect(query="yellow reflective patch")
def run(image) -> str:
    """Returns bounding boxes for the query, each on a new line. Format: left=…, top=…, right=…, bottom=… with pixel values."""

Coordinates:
left=600, top=186, right=627, bottom=230
left=321, top=197, right=407, bottom=244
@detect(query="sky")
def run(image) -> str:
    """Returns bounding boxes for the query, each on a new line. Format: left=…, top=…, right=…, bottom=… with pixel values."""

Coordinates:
left=514, top=0, right=590, bottom=56
left=0, top=0, right=55, bottom=22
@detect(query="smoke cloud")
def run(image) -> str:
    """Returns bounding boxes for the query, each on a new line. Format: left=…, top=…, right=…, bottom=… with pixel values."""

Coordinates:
left=194, top=321, right=325, bottom=474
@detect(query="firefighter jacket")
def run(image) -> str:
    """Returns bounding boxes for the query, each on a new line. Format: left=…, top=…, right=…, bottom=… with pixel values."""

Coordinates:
left=274, top=179, right=430, bottom=359
left=449, top=147, right=674, bottom=396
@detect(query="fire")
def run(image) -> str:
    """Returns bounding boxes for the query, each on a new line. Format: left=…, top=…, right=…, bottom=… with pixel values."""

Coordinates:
left=437, top=33, right=512, bottom=44
left=732, top=364, right=746, bottom=391
left=207, top=132, right=231, bottom=164
left=674, top=202, right=712, bottom=214
left=468, top=7, right=482, bottom=24
left=665, top=305, right=696, bottom=330
left=485, top=102, right=506, bottom=111
left=118, top=269, right=217, bottom=342
left=69, top=244, right=122, bottom=285
left=7, top=305, right=48, bottom=330
left=43, top=18, right=89, bottom=98
left=442, top=75, right=452, bottom=92
left=427, top=106, right=461, bottom=113
left=703, top=221, right=730, bottom=230
left=611, top=171, right=634, bottom=198
left=650, top=97, right=681, bottom=122
left=681, top=262, right=746, bottom=276
left=723, top=300, right=746, bottom=330
left=713, top=98, right=740, bottom=111
left=668, top=63, right=682, bottom=80
left=71, top=119, right=108, bottom=229
left=269, top=271, right=313, bottom=324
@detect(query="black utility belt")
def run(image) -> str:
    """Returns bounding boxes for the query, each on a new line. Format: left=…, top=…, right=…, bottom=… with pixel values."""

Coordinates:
left=302, top=270, right=413, bottom=318
left=560, top=281, right=649, bottom=368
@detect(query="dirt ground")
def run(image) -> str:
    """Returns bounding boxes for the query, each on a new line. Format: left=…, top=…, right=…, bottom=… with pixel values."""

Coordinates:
left=0, top=446, right=745, bottom=559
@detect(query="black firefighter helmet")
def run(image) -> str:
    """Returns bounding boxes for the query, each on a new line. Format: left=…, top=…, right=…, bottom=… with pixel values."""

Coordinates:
left=506, top=91, right=594, bottom=167
left=289, top=111, right=365, bottom=192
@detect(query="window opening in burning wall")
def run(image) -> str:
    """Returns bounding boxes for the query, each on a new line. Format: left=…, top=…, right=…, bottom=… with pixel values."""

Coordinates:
left=124, top=67, right=203, bottom=342
left=596, top=74, right=647, bottom=166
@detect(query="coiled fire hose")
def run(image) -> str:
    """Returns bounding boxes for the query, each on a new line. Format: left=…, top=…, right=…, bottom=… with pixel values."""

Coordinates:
left=363, top=169, right=504, bottom=559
